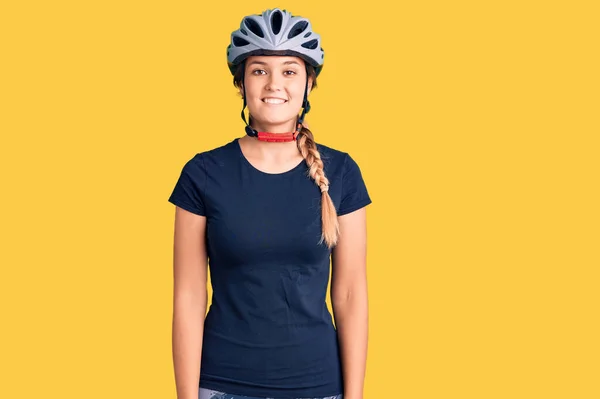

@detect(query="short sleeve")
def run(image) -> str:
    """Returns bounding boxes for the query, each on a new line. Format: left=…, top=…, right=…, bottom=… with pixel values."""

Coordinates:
left=168, top=154, right=207, bottom=216
left=337, top=153, right=372, bottom=216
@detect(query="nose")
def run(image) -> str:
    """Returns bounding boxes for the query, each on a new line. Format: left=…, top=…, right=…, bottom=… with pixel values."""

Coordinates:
left=265, top=73, right=284, bottom=92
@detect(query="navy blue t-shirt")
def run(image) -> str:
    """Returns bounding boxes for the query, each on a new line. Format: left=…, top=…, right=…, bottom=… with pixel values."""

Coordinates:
left=168, top=137, right=372, bottom=398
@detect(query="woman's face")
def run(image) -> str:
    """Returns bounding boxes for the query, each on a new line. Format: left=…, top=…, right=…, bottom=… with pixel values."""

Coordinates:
left=241, top=55, right=312, bottom=133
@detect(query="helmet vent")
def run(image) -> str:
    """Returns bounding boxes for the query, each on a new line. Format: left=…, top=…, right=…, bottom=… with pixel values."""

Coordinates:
left=271, top=10, right=283, bottom=34
left=244, top=18, right=264, bottom=38
left=301, top=39, right=319, bottom=50
left=304, top=32, right=312, bottom=38
left=240, top=28, right=248, bottom=36
left=233, top=36, right=250, bottom=47
left=288, top=20, right=308, bottom=39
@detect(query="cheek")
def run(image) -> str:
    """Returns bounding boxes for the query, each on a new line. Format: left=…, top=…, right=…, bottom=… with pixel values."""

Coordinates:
left=292, top=82, right=309, bottom=98
left=244, top=83, right=260, bottom=98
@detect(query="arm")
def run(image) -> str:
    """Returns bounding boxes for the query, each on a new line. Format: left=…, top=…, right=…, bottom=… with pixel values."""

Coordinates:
left=331, top=207, right=369, bottom=399
left=172, top=207, right=208, bottom=399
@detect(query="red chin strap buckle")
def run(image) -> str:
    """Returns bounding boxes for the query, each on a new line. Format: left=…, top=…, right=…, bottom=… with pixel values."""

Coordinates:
left=256, top=123, right=302, bottom=142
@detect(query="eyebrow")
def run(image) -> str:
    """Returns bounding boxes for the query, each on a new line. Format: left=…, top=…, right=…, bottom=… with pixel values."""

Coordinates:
left=247, top=60, right=301, bottom=67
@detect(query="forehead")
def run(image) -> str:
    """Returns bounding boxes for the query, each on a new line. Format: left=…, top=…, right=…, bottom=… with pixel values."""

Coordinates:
left=246, top=55, right=304, bottom=66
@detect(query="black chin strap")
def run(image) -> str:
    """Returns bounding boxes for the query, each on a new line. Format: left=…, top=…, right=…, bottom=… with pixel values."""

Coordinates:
left=241, top=64, right=311, bottom=138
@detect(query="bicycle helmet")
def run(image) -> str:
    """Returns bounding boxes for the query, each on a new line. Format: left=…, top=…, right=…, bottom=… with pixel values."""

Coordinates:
left=226, top=8, right=325, bottom=142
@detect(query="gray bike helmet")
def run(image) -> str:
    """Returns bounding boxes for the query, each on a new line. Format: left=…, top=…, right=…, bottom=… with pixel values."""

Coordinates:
left=227, top=8, right=324, bottom=77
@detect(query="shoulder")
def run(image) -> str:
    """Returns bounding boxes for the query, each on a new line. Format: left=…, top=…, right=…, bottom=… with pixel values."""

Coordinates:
left=182, top=139, right=238, bottom=167
left=204, top=139, right=237, bottom=157
left=314, top=141, right=358, bottom=175
left=315, top=141, right=347, bottom=159
left=315, top=141, right=348, bottom=163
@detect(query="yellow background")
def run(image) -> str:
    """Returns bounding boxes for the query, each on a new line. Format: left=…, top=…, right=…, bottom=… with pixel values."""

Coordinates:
left=1, top=1, right=598, bottom=398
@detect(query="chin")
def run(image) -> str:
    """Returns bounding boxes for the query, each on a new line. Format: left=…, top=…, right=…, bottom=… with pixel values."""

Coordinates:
left=255, top=115, right=296, bottom=126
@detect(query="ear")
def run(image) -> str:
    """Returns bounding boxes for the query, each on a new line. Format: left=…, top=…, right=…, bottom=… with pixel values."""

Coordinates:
left=308, top=76, right=314, bottom=95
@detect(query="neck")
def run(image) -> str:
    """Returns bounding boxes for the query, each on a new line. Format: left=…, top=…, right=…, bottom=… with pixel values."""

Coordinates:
left=249, top=117, right=297, bottom=134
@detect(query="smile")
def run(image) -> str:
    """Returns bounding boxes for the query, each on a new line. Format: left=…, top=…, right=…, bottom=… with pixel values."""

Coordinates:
left=262, top=98, right=288, bottom=104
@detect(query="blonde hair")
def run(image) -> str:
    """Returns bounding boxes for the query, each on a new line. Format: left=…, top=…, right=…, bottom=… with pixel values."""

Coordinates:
left=233, top=60, right=340, bottom=249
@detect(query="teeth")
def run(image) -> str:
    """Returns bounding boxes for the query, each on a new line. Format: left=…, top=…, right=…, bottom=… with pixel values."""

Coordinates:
left=263, top=98, right=286, bottom=104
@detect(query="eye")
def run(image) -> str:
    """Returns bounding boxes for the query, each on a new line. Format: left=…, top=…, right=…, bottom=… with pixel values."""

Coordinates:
left=251, top=69, right=297, bottom=76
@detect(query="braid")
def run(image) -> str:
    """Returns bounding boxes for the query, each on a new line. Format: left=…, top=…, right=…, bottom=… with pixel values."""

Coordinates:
left=296, top=125, right=340, bottom=249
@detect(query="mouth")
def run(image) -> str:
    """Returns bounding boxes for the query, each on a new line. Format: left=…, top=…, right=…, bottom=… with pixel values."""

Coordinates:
left=262, top=98, right=288, bottom=105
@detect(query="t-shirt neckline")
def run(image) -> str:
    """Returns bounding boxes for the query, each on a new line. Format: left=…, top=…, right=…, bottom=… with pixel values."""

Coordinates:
left=233, top=137, right=306, bottom=177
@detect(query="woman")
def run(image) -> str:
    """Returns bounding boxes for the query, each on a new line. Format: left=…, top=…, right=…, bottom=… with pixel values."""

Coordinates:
left=168, top=8, right=372, bottom=399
